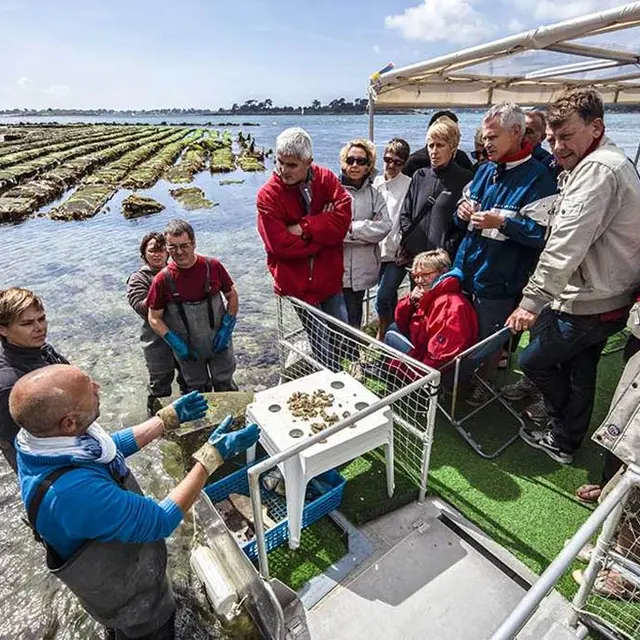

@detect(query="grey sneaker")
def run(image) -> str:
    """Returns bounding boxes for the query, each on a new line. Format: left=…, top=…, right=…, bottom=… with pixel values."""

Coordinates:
left=523, top=398, right=549, bottom=426
left=519, top=427, right=573, bottom=464
left=466, top=382, right=491, bottom=407
left=501, top=376, right=540, bottom=402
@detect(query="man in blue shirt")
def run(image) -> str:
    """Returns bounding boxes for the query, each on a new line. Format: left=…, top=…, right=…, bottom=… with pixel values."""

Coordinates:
left=524, top=110, right=560, bottom=178
left=454, top=101, right=557, bottom=403
left=10, top=364, right=259, bottom=639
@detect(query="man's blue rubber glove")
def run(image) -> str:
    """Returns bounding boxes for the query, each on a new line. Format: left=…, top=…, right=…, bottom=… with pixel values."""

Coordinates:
left=156, top=390, right=208, bottom=433
left=212, top=314, right=237, bottom=353
left=164, top=330, right=192, bottom=361
left=192, top=414, right=260, bottom=474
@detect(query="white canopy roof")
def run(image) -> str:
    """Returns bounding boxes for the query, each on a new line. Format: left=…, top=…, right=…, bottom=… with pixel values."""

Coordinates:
left=371, top=3, right=640, bottom=108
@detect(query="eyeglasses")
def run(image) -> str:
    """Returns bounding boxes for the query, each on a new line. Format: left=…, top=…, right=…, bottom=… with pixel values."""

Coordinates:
left=525, top=127, right=535, bottom=136
left=412, top=269, right=439, bottom=282
left=166, top=242, right=193, bottom=252
left=346, top=156, right=369, bottom=166
left=383, top=156, right=404, bottom=167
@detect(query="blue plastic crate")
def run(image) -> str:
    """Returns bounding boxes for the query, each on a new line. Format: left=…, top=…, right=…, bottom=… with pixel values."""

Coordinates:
left=204, top=461, right=345, bottom=561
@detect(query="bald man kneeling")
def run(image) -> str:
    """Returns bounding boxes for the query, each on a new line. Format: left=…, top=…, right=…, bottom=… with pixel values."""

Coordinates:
left=10, top=364, right=259, bottom=640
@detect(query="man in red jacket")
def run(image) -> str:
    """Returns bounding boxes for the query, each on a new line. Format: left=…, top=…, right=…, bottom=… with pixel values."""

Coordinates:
left=257, top=127, right=352, bottom=370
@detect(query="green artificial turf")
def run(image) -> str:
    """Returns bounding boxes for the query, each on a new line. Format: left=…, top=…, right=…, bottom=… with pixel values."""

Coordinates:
left=267, top=517, right=347, bottom=591
left=338, top=337, right=632, bottom=611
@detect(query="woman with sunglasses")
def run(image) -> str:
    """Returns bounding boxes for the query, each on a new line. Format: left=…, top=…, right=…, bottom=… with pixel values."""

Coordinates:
left=339, top=139, right=392, bottom=328
left=398, top=117, right=473, bottom=268
left=471, top=128, right=489, bottom=173
left=372, top=138, right=412, bottom=340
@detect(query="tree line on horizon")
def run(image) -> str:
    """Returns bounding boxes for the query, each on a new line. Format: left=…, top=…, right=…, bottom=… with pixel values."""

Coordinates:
left=0, top=97, right=372, bottom=117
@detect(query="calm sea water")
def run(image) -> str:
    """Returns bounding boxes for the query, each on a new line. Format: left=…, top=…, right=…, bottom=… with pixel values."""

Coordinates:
left=0, top=112, right=639, bottom=638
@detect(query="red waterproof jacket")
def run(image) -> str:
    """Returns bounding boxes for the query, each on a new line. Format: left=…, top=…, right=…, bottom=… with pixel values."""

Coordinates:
left=394, top=270, right=478, bottom=370
left=257, top=165, right=352, bottom=304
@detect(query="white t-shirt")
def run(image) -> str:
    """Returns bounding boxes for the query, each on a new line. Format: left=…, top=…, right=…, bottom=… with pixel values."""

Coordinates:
left=373, top=173, right=411, bottom=262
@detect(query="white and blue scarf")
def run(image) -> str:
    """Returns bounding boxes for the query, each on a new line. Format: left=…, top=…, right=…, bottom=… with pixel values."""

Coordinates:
left=16, top=422, right=129, bottom=480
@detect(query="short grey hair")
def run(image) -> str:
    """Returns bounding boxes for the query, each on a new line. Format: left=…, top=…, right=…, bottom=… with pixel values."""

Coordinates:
left=276, top=127, right=313, bottom=161
left=483, top=101, right=526, bottom=138
left=164, top=218, right=195, bottom=242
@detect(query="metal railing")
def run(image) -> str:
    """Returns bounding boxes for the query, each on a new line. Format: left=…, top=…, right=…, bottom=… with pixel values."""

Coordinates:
left=247, top=295, right=441, bottom=579
left=490, top=463, right=640, bottom=640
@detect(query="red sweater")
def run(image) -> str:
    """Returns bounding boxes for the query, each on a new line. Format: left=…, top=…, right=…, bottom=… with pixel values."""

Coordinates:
left=394, top=272, right=478, bottom=370
left=256, top=165, right=352, bottom=304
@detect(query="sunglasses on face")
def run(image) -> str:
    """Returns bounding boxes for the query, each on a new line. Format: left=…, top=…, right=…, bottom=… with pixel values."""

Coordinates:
left=346, top=156, right=369, bottom=166
left=383, top=156, right=404, bottom=167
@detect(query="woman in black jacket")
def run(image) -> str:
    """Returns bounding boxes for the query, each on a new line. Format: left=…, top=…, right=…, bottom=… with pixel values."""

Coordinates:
left=398, top=117, right=473, bottom=266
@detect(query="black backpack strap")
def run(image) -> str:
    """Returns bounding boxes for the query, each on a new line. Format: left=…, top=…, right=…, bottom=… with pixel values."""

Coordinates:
left=162, top=266, right=192, bottom=343
left=27, top=466, right=76, bottom=543
left=204, top=259, right=216, bottom=331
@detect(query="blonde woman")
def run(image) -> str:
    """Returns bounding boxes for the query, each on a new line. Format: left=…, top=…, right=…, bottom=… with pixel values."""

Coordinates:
left=339, top=139, right=392, bottom=328
left=398, top=117, right=473, bottom=264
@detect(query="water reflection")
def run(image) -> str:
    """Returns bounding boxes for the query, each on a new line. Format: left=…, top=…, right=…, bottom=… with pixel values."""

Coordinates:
left=0, top=112, right=637, bottom=637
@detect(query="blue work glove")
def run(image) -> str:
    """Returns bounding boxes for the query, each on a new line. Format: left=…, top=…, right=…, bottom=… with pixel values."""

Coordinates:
left=164, top=330, right=192, bottom=361
left=156, top=390, right=208, bottom=432
left=212, top=314, right=236, bottom=353
left=192, top=414, right=260, bottom=474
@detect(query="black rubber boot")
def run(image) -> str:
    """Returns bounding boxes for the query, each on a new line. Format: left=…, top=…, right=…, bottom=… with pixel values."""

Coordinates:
left=147, top=395, right=163, bottom=418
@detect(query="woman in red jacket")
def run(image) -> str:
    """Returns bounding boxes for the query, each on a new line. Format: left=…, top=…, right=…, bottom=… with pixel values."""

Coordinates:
left=384, top=249, right=478, bottom=370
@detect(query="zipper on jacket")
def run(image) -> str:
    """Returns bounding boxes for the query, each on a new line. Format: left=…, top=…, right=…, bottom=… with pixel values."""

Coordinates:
left=308, top=256, right=315, bottom=281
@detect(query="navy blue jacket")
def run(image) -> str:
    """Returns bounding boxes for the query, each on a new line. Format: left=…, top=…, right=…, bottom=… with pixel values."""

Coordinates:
left=454, top=155, right=558, bottom=300
left=532, top=144, right=560, bottom=178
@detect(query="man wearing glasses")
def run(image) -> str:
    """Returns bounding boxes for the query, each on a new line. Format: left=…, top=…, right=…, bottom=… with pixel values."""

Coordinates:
left=146, top=219, right=238, bottom=393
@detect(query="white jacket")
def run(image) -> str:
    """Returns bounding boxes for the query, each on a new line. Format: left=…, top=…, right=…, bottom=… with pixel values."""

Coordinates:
left=521, top=137, right=640, bottom=315
left=342, top=175, right=392, bottom=291
left=373, top=173, right=411, bottom=262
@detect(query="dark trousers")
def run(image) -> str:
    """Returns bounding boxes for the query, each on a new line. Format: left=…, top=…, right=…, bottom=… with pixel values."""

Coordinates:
left=0, top=438, right=17, bottom=473
left=375, top=262, right=407, bottom=323
left=105, top=613, right=175, bottom=640
left=343, top=288, right=366, bottom=329
left=519, top=307, right=626, bottom=454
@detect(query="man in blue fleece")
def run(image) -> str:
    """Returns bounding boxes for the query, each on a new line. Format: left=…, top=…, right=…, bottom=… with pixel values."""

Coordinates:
left=454, top=101, right=557, bottom=404
left=10, top=364, right=259, bottom=640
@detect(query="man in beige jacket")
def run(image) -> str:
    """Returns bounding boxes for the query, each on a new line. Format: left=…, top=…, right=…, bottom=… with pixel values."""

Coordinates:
left=506, top=88, right=640, bottom=464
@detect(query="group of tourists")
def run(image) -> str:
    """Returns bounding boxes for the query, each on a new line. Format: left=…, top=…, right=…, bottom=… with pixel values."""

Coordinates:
left=2, top=84, right=640, bottom=635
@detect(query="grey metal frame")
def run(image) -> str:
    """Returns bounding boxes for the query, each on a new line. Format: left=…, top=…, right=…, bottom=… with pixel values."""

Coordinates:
left=437, top=327, right=526, bottom=460
left=247, top=295, right=441, bottom=580
left=490, top=463, right=640, bottom=640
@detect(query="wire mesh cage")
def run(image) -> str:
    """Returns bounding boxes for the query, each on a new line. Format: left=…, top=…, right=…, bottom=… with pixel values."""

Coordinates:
left=573, top=478, right=640, bottom=640
left=275, top=294, right=440, bottom=499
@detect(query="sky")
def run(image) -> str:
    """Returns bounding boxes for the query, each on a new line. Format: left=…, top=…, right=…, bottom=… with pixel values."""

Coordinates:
left=0, top=0, right=637, bottom=110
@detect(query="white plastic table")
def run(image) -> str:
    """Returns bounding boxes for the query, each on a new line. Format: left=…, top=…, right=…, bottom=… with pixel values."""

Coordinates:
left=246, top=369, right=394, bottom=549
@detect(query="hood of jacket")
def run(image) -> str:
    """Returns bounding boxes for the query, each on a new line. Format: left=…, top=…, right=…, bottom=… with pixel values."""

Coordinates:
left=419, top=268, right=464, bottom=310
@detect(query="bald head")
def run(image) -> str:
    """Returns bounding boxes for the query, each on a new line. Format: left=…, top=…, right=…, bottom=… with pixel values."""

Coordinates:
left=10, top=365, right=101, bottom=437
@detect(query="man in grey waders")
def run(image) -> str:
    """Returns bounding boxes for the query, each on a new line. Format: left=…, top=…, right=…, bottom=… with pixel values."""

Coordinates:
left=11, top=364, right=260, bottom=639
left=147, top=219, right=239, bottom=393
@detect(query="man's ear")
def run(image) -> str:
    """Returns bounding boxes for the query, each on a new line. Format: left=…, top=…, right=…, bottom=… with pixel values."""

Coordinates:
left=0, top=325, right=7, bottom=338
left=591, top=117, right=605, bottom=138
left=58, top=415, right=77, bottom=436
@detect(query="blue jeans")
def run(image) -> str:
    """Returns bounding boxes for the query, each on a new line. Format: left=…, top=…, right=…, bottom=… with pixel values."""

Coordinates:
left=375, top=262, right=408, bottom=323
left=296, top=292, right=348, bottom=372
left=519, top=307, right=626, bottom=454
left=384, top=323, right=414, bottom=354
left=343, top=288, right=366, bottom=328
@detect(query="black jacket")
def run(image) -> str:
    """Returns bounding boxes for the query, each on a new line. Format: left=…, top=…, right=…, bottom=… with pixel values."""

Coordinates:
left=399, top=161, right=473, bottom=260
left=403, top=147, right=473, bottom=178
left=0, top=341, right=68, bottom=443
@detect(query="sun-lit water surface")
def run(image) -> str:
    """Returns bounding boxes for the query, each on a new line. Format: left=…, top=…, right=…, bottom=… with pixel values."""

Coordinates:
left=0, top=112, right=639, bottom=638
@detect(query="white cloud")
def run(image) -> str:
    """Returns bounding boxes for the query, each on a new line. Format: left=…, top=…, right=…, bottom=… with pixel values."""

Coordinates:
left=507, top=18, right=525, bottom=33
left=511, top=0, right=630, bottom=23
left=45, top=83, right=69, bottom=97
left=373, top=44, right=381, bottom=53
left=17, top=75, right=30, bottom=89
left=385, top=0, right=494, bottom=45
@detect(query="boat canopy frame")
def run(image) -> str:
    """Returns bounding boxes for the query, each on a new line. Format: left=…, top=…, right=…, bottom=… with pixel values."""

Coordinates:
left=368, top=2, right=640, bottom=139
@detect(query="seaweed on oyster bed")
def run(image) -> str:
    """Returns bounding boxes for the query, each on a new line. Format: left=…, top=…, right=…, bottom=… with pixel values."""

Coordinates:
left=121, top=194, right=165, bottom=218
left=169, top=186, right=215, bottom=210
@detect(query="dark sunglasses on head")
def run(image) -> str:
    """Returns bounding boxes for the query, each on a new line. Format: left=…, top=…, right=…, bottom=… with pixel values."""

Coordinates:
left=471, top=149, right=488, bottom=160
left=346, top=156, right=369, bottom=166
left=383, top=156, right=404, bottom=167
